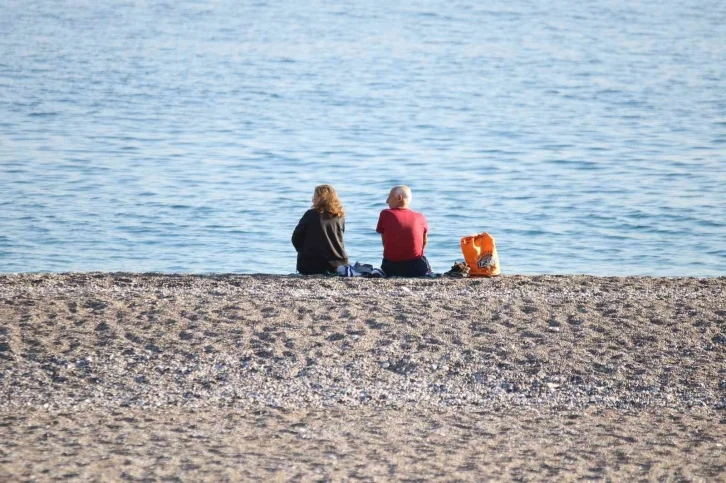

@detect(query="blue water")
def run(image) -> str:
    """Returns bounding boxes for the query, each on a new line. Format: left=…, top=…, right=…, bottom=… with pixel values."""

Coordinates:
left=1, top=0, right=725, bottom=276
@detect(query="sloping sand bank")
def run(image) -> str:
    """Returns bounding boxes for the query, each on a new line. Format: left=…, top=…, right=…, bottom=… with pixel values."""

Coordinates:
left=1, top=274, right=724, bottom=480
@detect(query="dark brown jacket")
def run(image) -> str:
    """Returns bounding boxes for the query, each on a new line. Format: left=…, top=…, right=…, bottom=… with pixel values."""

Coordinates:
left=292, top=209, right=348, bottom=274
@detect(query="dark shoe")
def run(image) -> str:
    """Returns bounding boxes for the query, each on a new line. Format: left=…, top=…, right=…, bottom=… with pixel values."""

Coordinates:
left=444, top=262, right=470, bottom=277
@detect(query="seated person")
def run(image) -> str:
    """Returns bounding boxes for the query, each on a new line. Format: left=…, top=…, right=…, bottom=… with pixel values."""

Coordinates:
left=292, top=185, right=349, bottom=275
left=376, top=185, right=432, bottom=277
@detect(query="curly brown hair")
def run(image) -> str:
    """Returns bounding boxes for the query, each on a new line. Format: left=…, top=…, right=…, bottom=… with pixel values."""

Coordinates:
left=313, top=185, right=345, bottom=218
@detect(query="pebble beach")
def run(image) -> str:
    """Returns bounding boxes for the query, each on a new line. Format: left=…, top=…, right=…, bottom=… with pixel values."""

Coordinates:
left=1, top=273, right=724, bottom=480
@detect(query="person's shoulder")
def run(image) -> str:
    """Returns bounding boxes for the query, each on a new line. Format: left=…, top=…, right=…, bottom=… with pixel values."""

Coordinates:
left=413, top=209, right=428, bottom=222
left=399, top=208, right=424, bottom=217
left=303, top=209, right=319, bottom=219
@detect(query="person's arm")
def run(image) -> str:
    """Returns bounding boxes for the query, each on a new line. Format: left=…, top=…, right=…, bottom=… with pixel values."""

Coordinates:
left=376, top=211, right=386, bottom=246
left=422, top=214, right=429, bottom=251
left=291, top=212, right=308, bottom=252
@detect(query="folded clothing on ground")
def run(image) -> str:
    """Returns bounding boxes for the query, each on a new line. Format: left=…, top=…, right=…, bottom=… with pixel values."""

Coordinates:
left=336, top=262, right=386, bottom=278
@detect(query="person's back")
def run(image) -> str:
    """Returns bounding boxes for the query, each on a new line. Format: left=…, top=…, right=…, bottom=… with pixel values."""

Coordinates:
left=377, top=208, right=427, bottom=261
left=292, top=185, right=348, bottom=274
left=376, top=185, right=431, bottom=277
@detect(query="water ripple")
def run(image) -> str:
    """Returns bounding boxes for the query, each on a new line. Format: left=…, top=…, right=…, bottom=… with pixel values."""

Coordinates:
left=1, top=0, right=724, bottom=275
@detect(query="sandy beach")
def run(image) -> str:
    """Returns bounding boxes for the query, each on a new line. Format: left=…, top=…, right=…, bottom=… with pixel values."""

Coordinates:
left=1, top=273, right=724, bottom=480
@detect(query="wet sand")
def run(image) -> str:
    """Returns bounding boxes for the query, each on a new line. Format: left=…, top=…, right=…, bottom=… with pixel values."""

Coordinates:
left=1, top=274, right=724, bottom=480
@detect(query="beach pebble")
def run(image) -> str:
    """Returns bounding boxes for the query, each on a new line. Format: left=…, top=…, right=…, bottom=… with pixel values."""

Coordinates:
left=0, top=273, right=722, bottom=415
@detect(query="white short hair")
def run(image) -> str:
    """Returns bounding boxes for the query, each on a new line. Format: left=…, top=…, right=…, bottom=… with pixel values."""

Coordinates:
left=392, top=185, right=412, bottom=202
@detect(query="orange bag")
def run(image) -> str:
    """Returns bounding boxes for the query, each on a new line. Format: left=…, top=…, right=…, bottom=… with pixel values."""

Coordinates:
left=460, top=232, right=501, bottom=277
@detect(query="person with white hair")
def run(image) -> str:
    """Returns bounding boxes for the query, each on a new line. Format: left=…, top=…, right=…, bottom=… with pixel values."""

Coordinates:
left=375, top=185, right=432, bottom=277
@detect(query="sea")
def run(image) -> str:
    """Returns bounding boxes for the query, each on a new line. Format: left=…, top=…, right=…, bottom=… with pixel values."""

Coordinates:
left=1, top=0, right=725, bottom=276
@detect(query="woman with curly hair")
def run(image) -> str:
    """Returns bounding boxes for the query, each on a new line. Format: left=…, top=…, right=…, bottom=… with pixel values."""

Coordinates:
left=291, top=185, right=349, bottom=274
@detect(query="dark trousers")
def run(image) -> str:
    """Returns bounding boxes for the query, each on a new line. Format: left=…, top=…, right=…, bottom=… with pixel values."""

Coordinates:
left=381, top=256, right=431, bottom=277
left=297, top=257, right=347, bottom=275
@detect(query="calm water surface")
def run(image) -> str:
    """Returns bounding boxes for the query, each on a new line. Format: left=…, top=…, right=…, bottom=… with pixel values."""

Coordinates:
left=1, top=0, right=725, bottom=275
